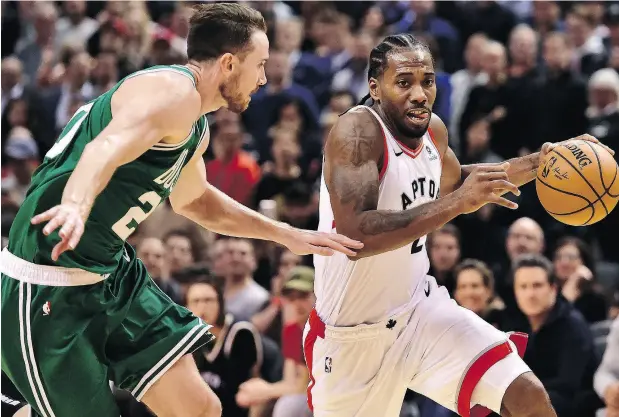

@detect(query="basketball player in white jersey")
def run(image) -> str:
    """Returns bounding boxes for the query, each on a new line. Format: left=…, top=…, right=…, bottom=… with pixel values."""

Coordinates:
left=306, top=34, right=612, bottom=417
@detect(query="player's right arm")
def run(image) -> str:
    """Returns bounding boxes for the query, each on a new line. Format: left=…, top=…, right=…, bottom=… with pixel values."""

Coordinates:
left=31, top=72, right=201, bottom=261
left=325, top=109, right=520, bottom=260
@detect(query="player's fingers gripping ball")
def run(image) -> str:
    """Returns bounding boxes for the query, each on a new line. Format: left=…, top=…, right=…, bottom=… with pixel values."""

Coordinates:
left=536, top=139, right=619, bottom=226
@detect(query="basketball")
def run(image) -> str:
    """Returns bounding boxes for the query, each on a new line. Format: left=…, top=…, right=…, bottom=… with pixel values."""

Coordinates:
left=536, top=140, right=619, bottom=226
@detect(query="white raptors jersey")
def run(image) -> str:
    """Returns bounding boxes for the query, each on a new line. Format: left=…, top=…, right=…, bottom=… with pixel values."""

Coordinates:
left=314, top=106, right=443, bottom=326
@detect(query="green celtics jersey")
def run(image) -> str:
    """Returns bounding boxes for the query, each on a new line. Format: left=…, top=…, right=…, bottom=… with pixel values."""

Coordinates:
left=8, top=65, right=209, bottom=274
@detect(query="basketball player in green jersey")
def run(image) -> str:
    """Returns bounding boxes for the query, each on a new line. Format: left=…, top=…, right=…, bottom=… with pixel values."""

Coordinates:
left=0, top=4, right=362, bottom=417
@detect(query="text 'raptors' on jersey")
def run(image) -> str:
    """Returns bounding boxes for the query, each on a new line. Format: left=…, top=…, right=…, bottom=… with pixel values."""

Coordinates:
left=315, top=106, right=442, bottom=326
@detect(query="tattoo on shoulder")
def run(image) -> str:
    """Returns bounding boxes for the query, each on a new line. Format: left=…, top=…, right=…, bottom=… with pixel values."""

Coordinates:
left=328, top=114, right=381, bottom=212
left=333, top=115, right=379, bottom=167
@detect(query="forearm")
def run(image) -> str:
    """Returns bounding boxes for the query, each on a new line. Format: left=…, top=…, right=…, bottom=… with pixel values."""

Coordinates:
left=178, top=183, right=290, bottom=243
left=340, top=191, right=463, bottom=259
left=61, top=140, right=121, bottom=216
left=462, top=153, right=539, bottom=189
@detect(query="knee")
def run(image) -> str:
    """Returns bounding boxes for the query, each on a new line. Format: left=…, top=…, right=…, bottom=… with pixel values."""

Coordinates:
left=502, top=373, right=556, bottom=417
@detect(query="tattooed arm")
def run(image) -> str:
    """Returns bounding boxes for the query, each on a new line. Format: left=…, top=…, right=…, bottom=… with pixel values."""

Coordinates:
left=325, top=108, right=518, bottom=260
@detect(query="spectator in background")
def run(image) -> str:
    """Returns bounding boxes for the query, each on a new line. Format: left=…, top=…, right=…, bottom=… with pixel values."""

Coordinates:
left=2, top=127, right=39, bottom=205
left=595, top=317, right=619, bottom=417
left=500, top=24, right=541, bottom=158
left=449, top=33, right=488, bottom=156
left=252, top=248, right=303, bottom=345
left=587, top=68, right=619, bottom=263
left=553, top=237, right=607, bottom=323
left=206, top=119, right=261, bottom=207
left=462, top=116, right=503, bottom=165
left=237, top=266, right=314, bottom=417
left=55, top=0, right=99, bottom=52
left=189, top=276, right=262, bottom=417
left=393, top=1, right=461, bottom=73
left=331, top=32, right=373, bottom=102
left=16, top=2, right=58, bottom=82
left=566, top=6, right=607, bottom=78
left=495, top=217, right=545, bottom=310
left=47, top=51, right=94, bottom=131
left=1, top=98, right=42, bottom=155
left=510, top=254, right=601, bottom=417
left=534, top=32, right=588, bottom=150
left=320, top=90, right=354, bottom=129
left=1, top=57, right=28, bottom=114
left=91, top=51, right=119, bottom=94
left=244, top=48, right=319, bottom=148
left=454, top=259, right=505, bottom=329
left=224, top=238, right=269, bottom=322
left=587, top=68, right=619, bottom=155
left=508, top=24, right=539, bottom=79
left=209, top=238, right=232, bottom=280
left=528, top=1, right=565, bottom=40
left=604, top=5, right=619, bottom=57
left=427, top=224, right=461, bottom=295
left=294, top=9, right=350, bottom=107
left=136, top=237, right=183, bottom=305
left=459, top=41, right=509, bottom=158
left=253, top=128, right=303, bottom=208
left=280, top=182, right=319, bottom=231
left=360, top=6, right=387, bottom=40
left=274, top=17, right=304, bottom=61
left=164, top=229, right=196, bottom=278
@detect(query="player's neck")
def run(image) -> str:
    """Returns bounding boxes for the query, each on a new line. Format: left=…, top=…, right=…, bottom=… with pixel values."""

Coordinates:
left=184, top=61, right=227, bottom=115
left=372, top=104, right=423, bottom=150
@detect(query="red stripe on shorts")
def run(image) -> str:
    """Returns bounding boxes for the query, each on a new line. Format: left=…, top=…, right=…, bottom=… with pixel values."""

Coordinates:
left=459, top=332, right=529, bottom=417
left=304, top=309, right=325, bottom=411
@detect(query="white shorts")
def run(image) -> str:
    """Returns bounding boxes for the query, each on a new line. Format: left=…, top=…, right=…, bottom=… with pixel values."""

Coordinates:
left=303, top=276, right=531, bottom=417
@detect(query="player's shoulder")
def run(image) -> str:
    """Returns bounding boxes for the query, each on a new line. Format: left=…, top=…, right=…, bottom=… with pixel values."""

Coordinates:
left=326, top=106, right=384, bottom=161
left=117, top=67, right=201, bottom=110
left=429, top=113, right=449, bottom=155
left=329, top=106, right=383, bottom=146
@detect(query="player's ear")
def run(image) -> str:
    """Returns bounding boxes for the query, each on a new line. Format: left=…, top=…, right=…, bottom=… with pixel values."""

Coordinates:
left=369, top=78, right=380, bottom=103
left=219, top=53, right=236, bottom=76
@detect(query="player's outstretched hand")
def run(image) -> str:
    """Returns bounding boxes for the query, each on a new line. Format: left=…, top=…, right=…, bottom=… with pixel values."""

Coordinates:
left=457, top=162, right=521, bottom=214
left=541, top=133, right=615, bottom=157
left=279, top=227, right=364, bottom=257
left=31, top=203, right=87, bottom=261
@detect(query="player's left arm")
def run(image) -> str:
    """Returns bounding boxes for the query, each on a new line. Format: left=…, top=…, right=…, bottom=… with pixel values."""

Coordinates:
left=435, top=115, right=614, bottom=196
left=169, top=151, right=362, bottom=257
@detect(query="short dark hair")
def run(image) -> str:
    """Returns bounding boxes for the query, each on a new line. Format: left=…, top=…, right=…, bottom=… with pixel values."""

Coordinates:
left=358, top=33, right=433, bottom=105
left=554, top=236, right=596, bottom=275
left=431, top=223, right=461, bottom=246
left=185, top=274, right=226, bottom=327
left=187, top=3, right=267, bottom=61
left=512, top=254, right=555, bottom=285
left=454, top=259, right=495, bottom=292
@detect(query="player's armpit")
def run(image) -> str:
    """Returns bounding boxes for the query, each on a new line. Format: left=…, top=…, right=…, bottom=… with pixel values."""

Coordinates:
left=325, top=110, right=464, bottom=260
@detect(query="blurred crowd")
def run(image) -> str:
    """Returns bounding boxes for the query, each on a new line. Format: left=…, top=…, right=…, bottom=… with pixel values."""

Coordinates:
left=2, top=1, right=619, bottom=417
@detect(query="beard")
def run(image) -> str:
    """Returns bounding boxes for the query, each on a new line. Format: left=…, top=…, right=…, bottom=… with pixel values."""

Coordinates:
left=219, top=71, right=249, bottom=114
left=382, top=100, right=432, bottom=138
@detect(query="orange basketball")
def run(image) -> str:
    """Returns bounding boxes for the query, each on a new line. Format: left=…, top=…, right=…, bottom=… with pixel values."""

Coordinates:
left=536, top=140, right=619, bottom=226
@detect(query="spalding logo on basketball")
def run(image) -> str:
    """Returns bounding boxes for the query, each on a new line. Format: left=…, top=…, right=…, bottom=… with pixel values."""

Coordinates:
left=536, top=140, right=619, bottom=226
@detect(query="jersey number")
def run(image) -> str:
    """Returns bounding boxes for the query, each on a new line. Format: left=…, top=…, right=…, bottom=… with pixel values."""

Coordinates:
left=410, top=238, right=424, bottom=254
left=45, top=102, right=94, bottom=159
left=112, top=191, right=162, bottom=240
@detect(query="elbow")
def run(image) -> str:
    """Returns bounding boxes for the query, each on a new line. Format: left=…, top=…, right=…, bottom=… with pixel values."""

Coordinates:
left=335, top=224, right=372, bottom=261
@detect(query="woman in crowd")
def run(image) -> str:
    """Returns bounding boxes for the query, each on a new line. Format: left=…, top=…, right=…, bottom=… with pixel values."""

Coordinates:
left=453, top=259, right=506, bottom=329
left=553, top=236, right=608, bottom=323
